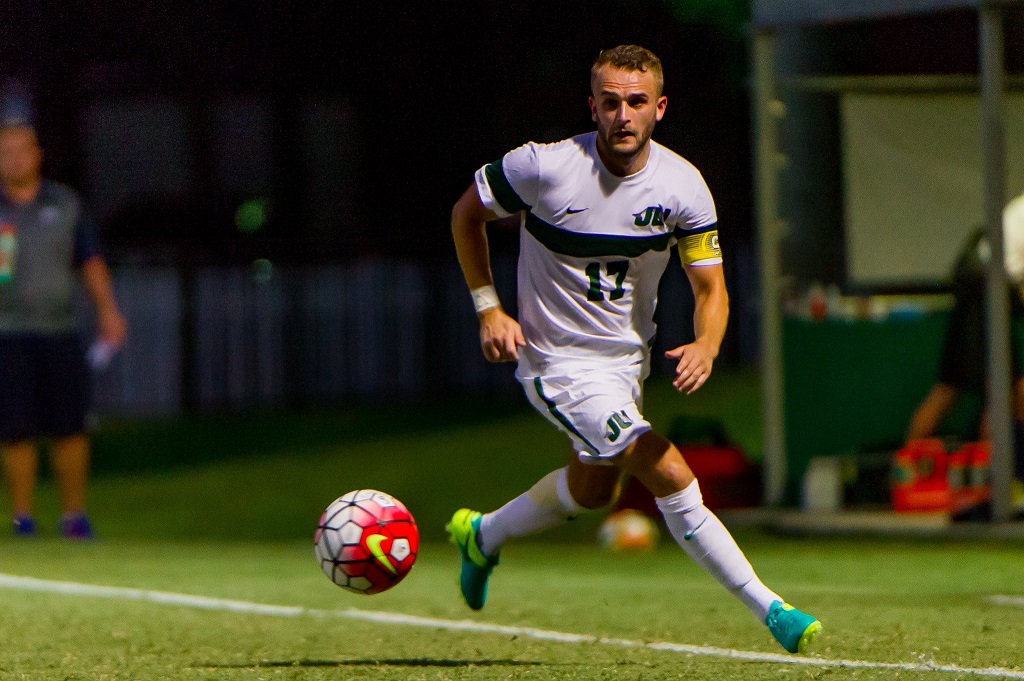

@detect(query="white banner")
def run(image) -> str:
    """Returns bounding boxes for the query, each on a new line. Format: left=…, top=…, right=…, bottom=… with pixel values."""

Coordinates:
left=841, top=92, right=1024, bottom=287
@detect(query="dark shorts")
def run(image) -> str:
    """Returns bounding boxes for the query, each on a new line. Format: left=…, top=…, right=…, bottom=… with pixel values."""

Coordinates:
left=0, top=333, right=90, bottom=442
left=939, top=285, right=1024, bottom=392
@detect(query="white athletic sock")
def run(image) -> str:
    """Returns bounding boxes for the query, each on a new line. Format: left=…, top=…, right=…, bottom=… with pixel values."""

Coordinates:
left=657, top=480, right=780, bottom=621
left=478, top=467, right=585, bottom=557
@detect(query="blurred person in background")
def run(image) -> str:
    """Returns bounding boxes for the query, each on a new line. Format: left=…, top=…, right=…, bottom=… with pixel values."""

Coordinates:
left=906, top=193, right=1024, bottom=513
left=448, top=45, right=820, bottom=654
left=0, top=108, right=126, bottom=538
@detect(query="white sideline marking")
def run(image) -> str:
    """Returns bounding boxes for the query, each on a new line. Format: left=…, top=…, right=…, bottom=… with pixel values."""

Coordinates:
left=990, top=595, right=1024, bottom=607
left=1, top=574, right=1023, bottom=679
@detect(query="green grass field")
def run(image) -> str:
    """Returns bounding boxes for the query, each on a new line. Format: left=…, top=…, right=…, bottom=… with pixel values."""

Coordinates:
left=1, top=370, right=1023, bottom=680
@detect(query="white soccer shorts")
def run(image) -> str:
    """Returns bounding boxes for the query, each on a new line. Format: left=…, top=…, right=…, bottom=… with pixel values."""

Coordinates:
left=520, top=365, right=651, bottom=464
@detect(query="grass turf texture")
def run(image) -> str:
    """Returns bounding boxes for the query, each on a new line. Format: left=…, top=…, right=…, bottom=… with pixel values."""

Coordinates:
left=1, top=539, right=1023, bottom=680
left=2, top=369, right=1022, bottom=679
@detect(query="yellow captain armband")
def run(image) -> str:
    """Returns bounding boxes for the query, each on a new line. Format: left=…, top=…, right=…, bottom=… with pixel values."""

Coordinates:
left=678, top=229, right=722, bottom=266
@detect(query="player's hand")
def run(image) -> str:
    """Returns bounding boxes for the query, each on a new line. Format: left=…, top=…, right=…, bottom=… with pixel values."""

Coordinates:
left=478, top=307, right=525, bottom=363
left=665, top=340, right=716, bottom=394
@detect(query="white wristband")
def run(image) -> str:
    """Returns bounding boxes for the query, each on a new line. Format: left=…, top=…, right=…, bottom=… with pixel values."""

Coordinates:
left=471, top=285, right=500, bottom=314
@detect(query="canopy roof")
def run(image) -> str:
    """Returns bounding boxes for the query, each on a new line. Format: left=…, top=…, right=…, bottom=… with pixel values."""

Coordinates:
left=753, top=0, right=1022, bottom=28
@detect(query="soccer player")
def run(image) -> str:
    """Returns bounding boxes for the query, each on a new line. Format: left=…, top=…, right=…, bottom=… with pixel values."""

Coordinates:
left=448, top=45, right=821, bottom=654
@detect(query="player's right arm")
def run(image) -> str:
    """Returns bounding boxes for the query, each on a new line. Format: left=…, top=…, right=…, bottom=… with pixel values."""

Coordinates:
left=451, top=183, right=525, bottom=363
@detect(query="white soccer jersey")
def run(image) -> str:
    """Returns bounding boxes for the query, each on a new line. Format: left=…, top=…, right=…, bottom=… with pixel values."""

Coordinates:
left=475, top=131, right=721, bottom=377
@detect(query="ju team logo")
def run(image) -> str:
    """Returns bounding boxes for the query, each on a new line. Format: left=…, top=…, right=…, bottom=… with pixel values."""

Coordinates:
left=605, top=410, right=634, bottom=442
left=633, top=205, right=671, bottom=227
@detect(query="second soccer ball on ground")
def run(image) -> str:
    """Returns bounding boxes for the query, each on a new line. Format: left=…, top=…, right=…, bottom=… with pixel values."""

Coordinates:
left=598, top=509, right=660, bottom=552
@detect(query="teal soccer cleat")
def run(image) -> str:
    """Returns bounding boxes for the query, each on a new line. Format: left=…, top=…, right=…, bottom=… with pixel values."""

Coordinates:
left=765, top=601, right=822, bottom=653
left=446, top=508, right=499, bottom=610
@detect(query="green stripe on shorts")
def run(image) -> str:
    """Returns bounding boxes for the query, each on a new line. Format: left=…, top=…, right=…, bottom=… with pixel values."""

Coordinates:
left=533, top=377, right=598, bottom=454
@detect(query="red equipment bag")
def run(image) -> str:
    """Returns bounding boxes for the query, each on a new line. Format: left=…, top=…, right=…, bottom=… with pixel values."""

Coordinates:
left=891, top=439, right=949, bottom=512
left=948, top=441, right=991, bottom=515
left=669, top=415, right=761, bottom=511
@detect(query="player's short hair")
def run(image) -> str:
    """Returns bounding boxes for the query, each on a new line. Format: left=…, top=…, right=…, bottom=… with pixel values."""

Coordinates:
left=591, top=45, right=664, bottom=96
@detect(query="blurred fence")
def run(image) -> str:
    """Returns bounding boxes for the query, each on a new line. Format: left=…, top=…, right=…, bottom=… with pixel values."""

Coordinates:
left=89, top=257, right=520, bottom=417
left=87, top=250, right=753, bottom=418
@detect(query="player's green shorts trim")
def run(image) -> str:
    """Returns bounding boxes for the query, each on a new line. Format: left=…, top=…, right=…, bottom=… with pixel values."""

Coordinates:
left=532, top=377, right=599, bottom=454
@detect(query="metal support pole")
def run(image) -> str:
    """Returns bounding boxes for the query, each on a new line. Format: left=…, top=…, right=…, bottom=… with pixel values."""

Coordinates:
left=979, top=4, right=1013, bottom=522
left=752, top=29, right=788, bottom=506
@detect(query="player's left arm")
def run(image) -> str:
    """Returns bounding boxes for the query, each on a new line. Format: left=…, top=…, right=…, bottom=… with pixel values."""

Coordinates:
left=665, top=263, right=728, bottom=394
left=80, top=256, right=127, bottom=349
left=74, top=211, right=127, bottom=348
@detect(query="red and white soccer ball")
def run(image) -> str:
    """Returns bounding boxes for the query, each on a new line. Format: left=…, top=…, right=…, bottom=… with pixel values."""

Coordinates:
left=315, top=490, right=419, bottom=594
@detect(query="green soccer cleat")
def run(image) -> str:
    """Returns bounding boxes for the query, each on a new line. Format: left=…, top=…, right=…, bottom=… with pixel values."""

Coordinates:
left=446, top=508, right=499, bottom=610
left=765, top=600, right=822, bottom=654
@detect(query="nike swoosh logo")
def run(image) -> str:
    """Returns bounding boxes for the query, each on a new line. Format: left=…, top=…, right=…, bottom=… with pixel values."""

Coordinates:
left=566, top=207, right=588, bottom=214
left=365, top=533, right=398, bottom=574
left=683, top=516, right=707, bottom=541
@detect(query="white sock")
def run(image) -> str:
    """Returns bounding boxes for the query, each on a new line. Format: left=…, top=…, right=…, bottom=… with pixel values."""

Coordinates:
left=657, top=479, right=781, bottom=621
left=478, top=467, right=584, bottom=557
